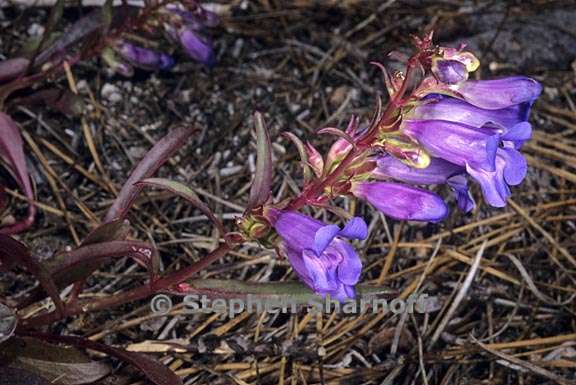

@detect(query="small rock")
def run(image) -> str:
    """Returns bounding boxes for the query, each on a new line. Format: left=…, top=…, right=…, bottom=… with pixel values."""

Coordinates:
left=101, top=83, right=122, bottom=103
left=27, top=23, right=45, bottom=37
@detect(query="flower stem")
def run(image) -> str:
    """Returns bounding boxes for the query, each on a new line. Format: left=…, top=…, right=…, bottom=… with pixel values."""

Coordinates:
left=18, top=242, right=233, bottom=329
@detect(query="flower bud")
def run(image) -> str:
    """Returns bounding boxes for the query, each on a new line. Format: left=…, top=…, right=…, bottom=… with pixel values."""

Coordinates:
left=305, top=142, right=324, bottom=177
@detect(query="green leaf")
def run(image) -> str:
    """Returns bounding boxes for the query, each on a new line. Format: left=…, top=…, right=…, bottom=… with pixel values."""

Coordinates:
left=181, top=279, right=396, bottom=305
left=101, top=0, right=114, bottom=35
left=247, top=112, right=273, bottom=209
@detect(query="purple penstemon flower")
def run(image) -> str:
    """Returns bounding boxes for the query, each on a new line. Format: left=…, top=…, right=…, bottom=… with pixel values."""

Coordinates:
left=270, top=210, right=367, bottom=301
left=351, top=181, right=449, bottom=222
left=373, top=155, right=475, bottom=212
left=116, top=41, right=174, bottom=71
left=402, top=119, right=500, bottom=172
left=166, top=5, right=218, bottom=66
left=177, top=28, right=216, bottom=66
left=400, top=73, right=541, bottom=208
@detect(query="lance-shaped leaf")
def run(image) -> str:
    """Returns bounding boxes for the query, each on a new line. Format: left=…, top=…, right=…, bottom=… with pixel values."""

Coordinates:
left=371, top=61, right=396, bottom=98
left=317, top=127, right=357, bottom=150
left=17, top=239, right=157, bottom=310
left=0, top=234, right=65, bottom=315
left=81, top=218, right=131, bottom=246
left=0, top=58, right=30, bottom=84
left=19, top=333, right=183, bottom=385
left=247, top=112, right=273, bottom=210
left=33, top=6, right=138, bottom=68
left=0, top=337, right=111, bottom=385
left=137, top=178, right=225, bottom=237
left=282, top=132, right=312, bottom=182
left=101, top=0, right=114, bottom=36
left=104, top=126, right=196, bottom=223
left=0, top=112, right=36, bottom=234
left=177, top=279, right=397, bottom=305
left=52, top=240, right=159, bottom=277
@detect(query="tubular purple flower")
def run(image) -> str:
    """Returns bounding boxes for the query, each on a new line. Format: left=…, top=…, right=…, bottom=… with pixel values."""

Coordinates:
left=413, top=95, right=533, bottom=135
left=178, top=28, right=215, bottom=66
left=116, top=41, right=174, bottom=71
left=272, top=211, right=368, bottom=301
left=452, top=76, right=542, bottom=110
left=351, top=181, right=448, bottom=222
left=373, top=155, right=475, bottom=212
left=402, top=119, right=499, bottom=172
left=374, top=155, right=463, bottom=185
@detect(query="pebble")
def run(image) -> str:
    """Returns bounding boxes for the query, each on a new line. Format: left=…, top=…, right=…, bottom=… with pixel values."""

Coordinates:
left=101, top=83, right=122, bottom=103
left=27, top=23, right=45, bottom=37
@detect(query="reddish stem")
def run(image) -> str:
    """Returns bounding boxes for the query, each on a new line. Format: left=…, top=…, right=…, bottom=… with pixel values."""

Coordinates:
left=18, top=242, right=233, bottom=329
left=284, top=60, right=419, bottom=212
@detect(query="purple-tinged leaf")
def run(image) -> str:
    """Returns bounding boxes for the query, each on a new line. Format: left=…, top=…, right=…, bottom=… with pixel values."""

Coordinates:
left=20, top=333, right=183, bottom=385
left=247, top=112, right=273, bottom=210
left=0, top=337, right=111, bottom=385
left=0, top=302, right=17, bottom=344
left=0, top=234, right=65, bottom=315
left=0, top=367, right=53, bottom=385
left=52, top=240, right=159, bottom=278
left=317, top=127, right=357, bottom=150
left=282, top=132, right=312, bottom=182
left=0, top=112, right=36, bottom=234
left=33, top=6, right=138, bottom=69
left=137, top=178, right=225, bottom=237
left=371, top=61, right=396, bottom=98
left=81, top=218, right=131, bottom=246
left=0, top=58, right=30, bottom=84
left=16, top=220, right=133, bottom=309
left=104, top=126, right=196, bottom=223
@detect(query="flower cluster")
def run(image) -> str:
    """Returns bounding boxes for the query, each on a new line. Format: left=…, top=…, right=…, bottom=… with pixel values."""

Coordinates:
left=102, top=1, right=217, bottom=76
left=240, top=34, right=541, bottom=301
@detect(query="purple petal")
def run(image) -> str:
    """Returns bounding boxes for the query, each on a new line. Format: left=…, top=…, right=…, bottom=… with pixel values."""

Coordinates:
left=432, top=59, right=467, bottom=84
left=329, top=284, right=354, bottom=302
left=352, top=182, right=448, bottom=222
left=374, top=155, right=464, bottom=185
left=457, top=76, right=542, bottom=110
left=179, top=28, right=216, bottom=66
left=314, top=224, right=340, bottom=255
left=274, top=211, right=322, bottom=252
left=502, top=122, right=532, bottom=149
left=117, top=42, right=173, bottom=71
left=302, top=249, right=339, bottom=292
left=403, top=120, right=499, bottom=171
left=447, top=175, right=475, bottom=213
left=499, top=148, right=527, bottom=186
left=332, top=240, right=362, bottom=285
left=465, top=160, right=510, bottom=208
left=414, top=95, right=532, bottom=132
left=338, top=217, right=368, bottom=240
left=281, top=244, right=314, bottom=289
